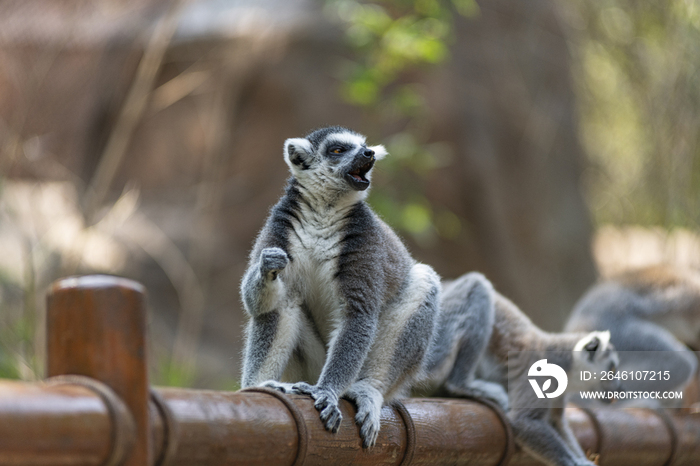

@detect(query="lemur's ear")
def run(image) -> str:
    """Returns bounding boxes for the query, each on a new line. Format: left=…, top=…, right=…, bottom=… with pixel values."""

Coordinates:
left=576, top=330, right=611, bottom=362
left=369, top=144, right=388, bottom=161
left=284, top=138, right=314, bottom=171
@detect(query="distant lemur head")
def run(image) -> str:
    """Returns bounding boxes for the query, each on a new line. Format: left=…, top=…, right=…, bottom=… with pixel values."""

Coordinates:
left=570, top=330, right=620, bottom=392
left=283, top=126, right=388, bottom=196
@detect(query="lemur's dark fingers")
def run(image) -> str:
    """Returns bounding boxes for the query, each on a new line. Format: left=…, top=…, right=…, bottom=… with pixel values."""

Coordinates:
left=319, top=400, right=335, bottom=418
left=359, top=411, right=380, bottom=448
left=321, top=406, right=342, bottom=433
left=314, top=393, right=333, bottom=411
left=361, top=424, right=379, bottom=449
left=317, top=393, right=342, bottom=433
left=355, top=409, right=370, bottom=425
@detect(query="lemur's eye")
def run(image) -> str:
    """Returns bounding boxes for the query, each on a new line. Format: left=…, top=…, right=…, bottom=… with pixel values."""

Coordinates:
left=330, top=147, right=344, bottom=154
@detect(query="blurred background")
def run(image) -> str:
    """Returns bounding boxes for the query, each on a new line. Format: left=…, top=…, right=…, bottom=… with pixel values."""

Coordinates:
left=1, top=0, right=699, bottom=389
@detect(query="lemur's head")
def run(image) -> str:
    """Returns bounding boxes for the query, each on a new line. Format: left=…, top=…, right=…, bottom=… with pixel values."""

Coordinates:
left=571, top=330, right=620, bottom=393
left=283, top=126, right=387, bottom=196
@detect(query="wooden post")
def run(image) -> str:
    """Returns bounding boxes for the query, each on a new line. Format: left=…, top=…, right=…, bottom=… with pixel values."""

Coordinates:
left=46, top=275, right=149, bottom=466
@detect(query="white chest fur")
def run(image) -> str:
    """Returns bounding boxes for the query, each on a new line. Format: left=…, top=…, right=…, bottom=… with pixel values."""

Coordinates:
left=284, top=203, right=349, bottom=343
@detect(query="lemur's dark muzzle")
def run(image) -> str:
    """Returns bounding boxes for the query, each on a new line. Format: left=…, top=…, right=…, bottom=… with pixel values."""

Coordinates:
left=344, top=150, right=375, bottom=191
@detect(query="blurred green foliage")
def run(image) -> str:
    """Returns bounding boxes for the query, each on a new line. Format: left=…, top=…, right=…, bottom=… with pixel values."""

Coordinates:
left=330, top=0, right=455, bottom=106
left=325, top=0, right=478, bottom=243
left=331, top=0, right=700, bottom=234
left=0, top=273, right=38, bottom=381
left=153, top=356, right=240, bottom=390
left=575, top=0, right=700, bottom=228
left=153, top=356, right=197, bottom=388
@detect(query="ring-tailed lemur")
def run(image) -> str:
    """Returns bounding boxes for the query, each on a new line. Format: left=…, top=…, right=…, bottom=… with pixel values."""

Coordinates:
left=418, top=272, right=619, bottom=466
left=240, top=126, right=441, bottom=448
left=565, top=265, right=699, bottom=407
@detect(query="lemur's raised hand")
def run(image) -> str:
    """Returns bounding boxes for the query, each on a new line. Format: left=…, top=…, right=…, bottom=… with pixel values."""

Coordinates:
left=240, top=126, right=441, bottom=448
left=420, top=273, right=619, bottom=466
left=566, top=264, right=699, bottom=407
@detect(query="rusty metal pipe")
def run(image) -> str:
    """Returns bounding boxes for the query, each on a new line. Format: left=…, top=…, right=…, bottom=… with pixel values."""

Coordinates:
left=1, top=379, right=700, bottom=465
left=0, top=380, right=113, bottom=466
left=155, top=388, right=700, bottom=466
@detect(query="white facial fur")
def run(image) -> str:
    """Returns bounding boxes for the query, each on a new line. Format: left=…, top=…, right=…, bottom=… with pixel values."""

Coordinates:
left=368, top=144, right=387, bottom=160
left=316, top=132, right=387, bottom=160
left=319, top=132, right=366, bottom=150
left=282, top=131, right=388, bottom=203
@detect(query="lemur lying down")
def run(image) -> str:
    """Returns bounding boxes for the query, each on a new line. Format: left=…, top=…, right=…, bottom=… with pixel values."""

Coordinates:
left=240, top=126, right=441, bottom=447
left=420, top=273, right=619, bottom=466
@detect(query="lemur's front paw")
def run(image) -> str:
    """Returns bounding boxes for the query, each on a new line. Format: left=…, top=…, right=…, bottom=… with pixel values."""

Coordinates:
left=355, top=402, right=381, bottom=448
left=293, top=382, right=342, bottom=433
left=260, top=380, right=295, bottom=393
left=260, top=247, right=289, bottom=280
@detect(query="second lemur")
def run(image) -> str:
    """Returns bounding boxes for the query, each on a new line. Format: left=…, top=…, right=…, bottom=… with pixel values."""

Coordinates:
left=240, top=126, right=441, bottom=447
left=420, top=273, right=619, bottom=466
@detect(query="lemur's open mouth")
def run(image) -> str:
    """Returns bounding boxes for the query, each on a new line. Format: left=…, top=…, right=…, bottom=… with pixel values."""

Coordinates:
left=345, top=158, right=375, bottom=191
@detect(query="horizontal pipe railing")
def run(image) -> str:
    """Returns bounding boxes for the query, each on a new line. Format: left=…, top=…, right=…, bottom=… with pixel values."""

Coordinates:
left=1, top=378, right=699, bottom=465
left=0, top=380, right=112, bottom=465
left=0, top=274, right=696, bottom=466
